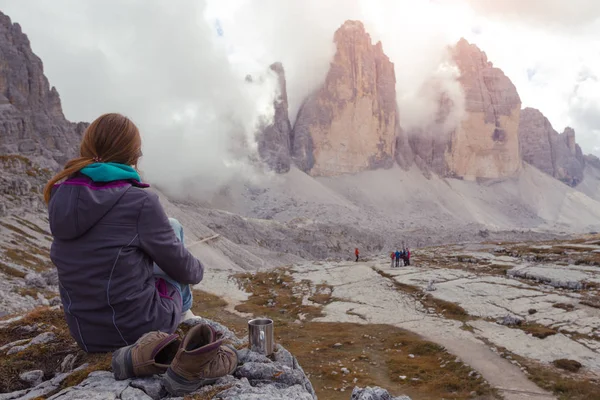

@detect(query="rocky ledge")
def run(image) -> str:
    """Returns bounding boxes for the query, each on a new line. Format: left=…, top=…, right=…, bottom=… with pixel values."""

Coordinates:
left=0, top=310, right=409, bottom=400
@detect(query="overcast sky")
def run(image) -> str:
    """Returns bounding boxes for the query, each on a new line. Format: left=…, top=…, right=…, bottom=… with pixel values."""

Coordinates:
left=1, top=0, right=599, bottom=188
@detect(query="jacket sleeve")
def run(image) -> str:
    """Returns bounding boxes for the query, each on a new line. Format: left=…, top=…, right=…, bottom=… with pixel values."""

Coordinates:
left=137, top=192, right=204, bottom=284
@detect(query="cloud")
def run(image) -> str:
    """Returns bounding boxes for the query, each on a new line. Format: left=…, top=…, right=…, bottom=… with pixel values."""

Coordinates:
left=0, top=0, right=278, bottom=198
left=210, top=0, right=469, bottom=131
left=1, top=0, right=472, bottom=194
left=464, top=0, right=600, bottom=30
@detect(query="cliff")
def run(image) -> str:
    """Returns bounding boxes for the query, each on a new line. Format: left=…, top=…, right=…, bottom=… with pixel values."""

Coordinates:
left=519, top=107, right=585, bottom=186
left=256, top=62, right=293, bottom=173
left=445, top=38, right=522, bottom=180
left=291, top=20, right=397, bottom=176
left=406, top=38, right=523, bottom=180
left=0, top=11, right=87, bottom=171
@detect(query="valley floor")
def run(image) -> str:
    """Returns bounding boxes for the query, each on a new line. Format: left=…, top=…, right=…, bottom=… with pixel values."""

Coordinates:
left=198, top=237, right=600, bottom=400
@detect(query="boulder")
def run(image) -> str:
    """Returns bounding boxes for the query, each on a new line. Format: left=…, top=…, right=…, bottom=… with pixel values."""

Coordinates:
left=351, top=386, right=412, bottom=400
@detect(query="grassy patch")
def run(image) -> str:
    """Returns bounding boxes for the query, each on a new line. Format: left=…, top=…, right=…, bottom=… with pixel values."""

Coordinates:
left=553, top=303, right=575, bottom=311
left=2, top=246, right=50, bottom=272
left=580, top=296, right=600, bottom=309
left=233, top=269, right=332, bottom=322
left=13, top=287, right=55, bottom=299
left=423, top=297, right=469, bottom=321
left=0, top=154, right=32, bottom=166
left=525, top=359, right=599, bottom=400
left=190, top=290, right=246, bottom=338
left=13, top=217, right=50, bottom=236
left=0, top=307, right=112, bottom=393
left=0, top=261, right=26, bottom=279
left=0, top=222, right=36, bottom=241
left=519, top=323, right=557, bottom=339
left=490, top=344, right=600, bottom=400
left=553, top=359, right=582, bottom=373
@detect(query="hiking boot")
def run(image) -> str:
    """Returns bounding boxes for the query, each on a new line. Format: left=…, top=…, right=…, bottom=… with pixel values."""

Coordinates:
left=163, top=324, right=238, bottom=395
left=112, top=331, right=180, bottom=380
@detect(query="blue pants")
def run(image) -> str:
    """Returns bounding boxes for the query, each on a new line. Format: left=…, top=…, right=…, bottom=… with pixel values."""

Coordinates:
left=153, top=218, right=193, bottom=312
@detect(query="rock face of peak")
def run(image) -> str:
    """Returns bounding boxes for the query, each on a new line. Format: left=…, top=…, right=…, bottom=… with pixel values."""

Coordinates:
left=256, top=62, right=292, bottom=173
left=0, top=11, right=87, bottom=171
left=446, top=38, right=522, bottom=179
left=519, top=107, right=585, bottom=186
left=405, top=39, right=522, bottom=180
left=291, top=20, right=397, bottom=176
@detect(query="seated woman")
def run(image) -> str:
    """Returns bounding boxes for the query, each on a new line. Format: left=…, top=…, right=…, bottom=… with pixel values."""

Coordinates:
left=45, top=113, right=204, bottom=353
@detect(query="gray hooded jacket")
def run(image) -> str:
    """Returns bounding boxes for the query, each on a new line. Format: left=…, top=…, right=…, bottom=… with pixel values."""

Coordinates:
left=49, top=175, right=203, bottom=353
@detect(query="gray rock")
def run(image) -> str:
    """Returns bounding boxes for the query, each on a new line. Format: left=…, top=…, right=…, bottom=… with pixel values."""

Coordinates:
left=47, top=371, right=130, bottom=400
left=42, top=269, right=59, bottom=286
left=351, top=386, right=412, bottom=400
left=130, top=377, right=164, bottom=400
left=50, top=296, right=63, bottom=306
left=499, top=315, right=523, bottom=326
left=2, top=367, right=87, bottom=400
left=19, top=370, right=44, bottom=387
left=121, top=386, right=153, bottom=400
left=60, top=354, right=78, bottom=373
left=7, top=331, right=55, bottom=354
left=25, top=272, right=47, bottom=289
left=217, top=377, right=313, bottom=400
left=235, top=362, right=314, bottom=397
left=0, top=338, right=30, bottom=352
left=236, top=348, right=272, bottom=364
left=272, top=345, right=295, bottom=369
left=425, top=280, right=437, bottom=292
left=0, top=389, right=29, bottom=400
left=32, top=331, right=56, bottom=344
left=15, top=324, right=39, bottom=335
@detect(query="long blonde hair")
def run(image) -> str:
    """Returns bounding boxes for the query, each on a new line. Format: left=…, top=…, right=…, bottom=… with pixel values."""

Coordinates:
left=44, top=113, right=142, bottom=203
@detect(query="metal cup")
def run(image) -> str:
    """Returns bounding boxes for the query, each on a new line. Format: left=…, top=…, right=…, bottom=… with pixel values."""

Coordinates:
left=248, top=318, right=274, bottom=356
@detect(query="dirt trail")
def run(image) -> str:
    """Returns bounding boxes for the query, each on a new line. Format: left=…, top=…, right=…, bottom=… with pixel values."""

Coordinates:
left=290, top=262, right=557, bottom=400
left=414, top=329, right=555, bottom=400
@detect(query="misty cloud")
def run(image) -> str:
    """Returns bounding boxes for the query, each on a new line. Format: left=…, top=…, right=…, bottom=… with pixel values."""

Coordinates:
left=465, top=0, right=600, bottom=30
left=2, top=0, right=599, bottom=186
left=0, top=0, right=278, bottom=197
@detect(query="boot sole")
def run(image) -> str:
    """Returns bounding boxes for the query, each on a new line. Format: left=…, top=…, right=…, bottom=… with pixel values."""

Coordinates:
left=112, top=345, right=134, bottom=380
left=163, top=368, right=218, bottom=396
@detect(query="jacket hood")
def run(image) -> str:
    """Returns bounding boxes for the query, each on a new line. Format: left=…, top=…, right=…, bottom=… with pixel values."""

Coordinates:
left=80, top=162, right=141, bottom=182
left=49, top=176, right=147, bottom=240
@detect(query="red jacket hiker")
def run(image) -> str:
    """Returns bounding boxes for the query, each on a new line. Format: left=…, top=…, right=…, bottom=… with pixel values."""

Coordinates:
left=355, top=248, right=359, bottom=262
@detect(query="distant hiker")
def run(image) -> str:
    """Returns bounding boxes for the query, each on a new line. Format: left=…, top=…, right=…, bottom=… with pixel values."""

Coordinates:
left=406, top=248, right=411, bottom=266
left=355, top=247, right=360, bottom=262
left=45, top=113, right=205, bottom=352
left=395, top=250, right=401, bottom=267
left=390, top=251, right=395, bottom=268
